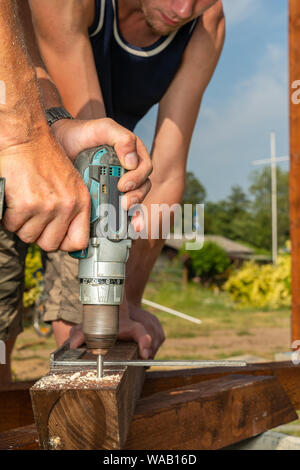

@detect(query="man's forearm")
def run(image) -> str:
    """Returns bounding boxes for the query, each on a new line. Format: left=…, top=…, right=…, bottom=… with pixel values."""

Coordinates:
left=125, top=174, right=185, bottom=306
left=125, top=238, right=165, bottom=306
left=16, top=0, right=62, bottom=110
left=0, top=0, right=51, bottom=150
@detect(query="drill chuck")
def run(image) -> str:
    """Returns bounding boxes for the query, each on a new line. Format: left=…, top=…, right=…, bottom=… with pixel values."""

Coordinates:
left=83, top=305, right=119, bottom=351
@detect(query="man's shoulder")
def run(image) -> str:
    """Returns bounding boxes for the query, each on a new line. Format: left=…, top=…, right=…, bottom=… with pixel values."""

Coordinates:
left=182, top=1, right=225, bottom=60
left=191, top=1, right=225, bottom=42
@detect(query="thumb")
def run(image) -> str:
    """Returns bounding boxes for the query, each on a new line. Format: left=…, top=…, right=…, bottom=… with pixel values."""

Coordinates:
left=131, top=322, right=153, bottom=359
left=69, top=325, right=85, bottom=349
left=118, top=320, right=152, bottom=359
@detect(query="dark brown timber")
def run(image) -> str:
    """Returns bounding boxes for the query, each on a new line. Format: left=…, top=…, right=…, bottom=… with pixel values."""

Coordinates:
left=0, top=424, right=39, bottom=450
left=30, top=342, right=145, bottom=450
left=0, top=381, right=35, bottom=432
left=143, top=362, right=300, bottom=409
left=290, top=0, right=300, bottom=344
left=125, top=374, right=297, bottom=450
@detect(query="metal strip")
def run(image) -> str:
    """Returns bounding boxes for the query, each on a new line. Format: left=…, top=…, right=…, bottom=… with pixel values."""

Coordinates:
left=51, top=359, right=247, bottom=368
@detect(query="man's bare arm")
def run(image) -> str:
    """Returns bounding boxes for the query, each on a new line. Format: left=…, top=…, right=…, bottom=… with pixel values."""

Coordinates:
left=125, top=2, right=226, bottom=316
left=29, top=0, right=152, bottom=209
left=28, top=0, right=160, bottom=357
left=0, top=0, right=52, bottom=150
left=29, top=0, right=105, bottom=120
left=0, top=0, right=91, bottom=252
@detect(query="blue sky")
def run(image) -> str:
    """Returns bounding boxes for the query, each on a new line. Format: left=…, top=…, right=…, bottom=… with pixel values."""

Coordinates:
left=135, top=0, right=289, bottom=201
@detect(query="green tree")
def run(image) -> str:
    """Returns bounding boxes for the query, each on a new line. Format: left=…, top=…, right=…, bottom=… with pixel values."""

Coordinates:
left=205, top=185, right=250, bottom=242
left=183, top=171, right=206, bottom=205
left=180, top=241, right=230, bottom=284
left=248, top=167, right=289, bottom=250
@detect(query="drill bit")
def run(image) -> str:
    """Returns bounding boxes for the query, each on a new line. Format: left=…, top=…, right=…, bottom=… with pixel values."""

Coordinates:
left=97, top=354, right=104, bottom=379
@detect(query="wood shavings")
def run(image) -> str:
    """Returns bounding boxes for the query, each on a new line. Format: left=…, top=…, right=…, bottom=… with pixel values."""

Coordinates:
left=33, top=370, right=121, bottom=390
left=49, top=436, right=62, bottom=450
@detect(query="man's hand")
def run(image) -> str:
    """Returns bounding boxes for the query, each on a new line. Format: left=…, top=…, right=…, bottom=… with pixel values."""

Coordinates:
left=118, top=298, right=165, bottom=359
left=69, top=298, right=165, bottom=359
left=52, top=118, right=153, bottom=211
left=0, top=133, right=91, bottom=252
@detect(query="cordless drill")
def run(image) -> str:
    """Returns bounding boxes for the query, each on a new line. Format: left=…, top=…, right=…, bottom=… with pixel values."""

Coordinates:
left=70, top=146, right=132, bottom=369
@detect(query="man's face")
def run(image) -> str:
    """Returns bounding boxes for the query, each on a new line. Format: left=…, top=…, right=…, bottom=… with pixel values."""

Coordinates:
left=140, top=0, right=218, bottom=35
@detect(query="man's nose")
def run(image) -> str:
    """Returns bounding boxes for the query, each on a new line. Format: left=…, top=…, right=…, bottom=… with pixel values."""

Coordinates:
left=171, top=0, right=194, bottom=19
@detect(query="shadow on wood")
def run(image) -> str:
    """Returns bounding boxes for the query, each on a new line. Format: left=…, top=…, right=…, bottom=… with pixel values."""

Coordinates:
left=0, top=381, right=35, bottom=432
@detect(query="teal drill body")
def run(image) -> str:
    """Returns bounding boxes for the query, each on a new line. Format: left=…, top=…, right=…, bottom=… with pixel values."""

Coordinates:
left=70, top=145, right=126, bottom=260
left=70, top=146, right=132, bottom=352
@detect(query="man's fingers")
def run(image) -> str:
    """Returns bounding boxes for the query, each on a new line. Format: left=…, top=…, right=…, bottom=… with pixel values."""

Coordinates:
left=130, top=322, right=153, bottom=359
left=118, top=145, right=152, bottom=194
left=121, top=179, right=152, bottom=210
left=69, top=325, right=85, bottom=349
left=91, top=119, right=152, bottom=174
left=118, top=319, right=153, bottom=359
left=144, top=316, right=165, bottom=358
left=86, top=119, right=140, bottom=170
left=3, top=207, right=32, bottom=234
left=15, top=213, right=55, bottom=245
left=58, top=201, right=91, bottom=252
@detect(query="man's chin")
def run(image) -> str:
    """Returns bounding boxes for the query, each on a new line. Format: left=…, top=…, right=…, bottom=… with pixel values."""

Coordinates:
left=145, top=17, right=177, bottom=36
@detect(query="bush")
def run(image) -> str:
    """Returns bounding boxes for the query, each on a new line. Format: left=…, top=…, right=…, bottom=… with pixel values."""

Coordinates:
left=224, top=255, right=291, bottom=308
left=180, top=241, right=230, bottom=283
left=23, top=245, right=43, bottom=308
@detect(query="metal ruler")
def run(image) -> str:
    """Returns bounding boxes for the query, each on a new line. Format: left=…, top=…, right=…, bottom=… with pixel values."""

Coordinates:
left=50, top=343, right=248, bottom=376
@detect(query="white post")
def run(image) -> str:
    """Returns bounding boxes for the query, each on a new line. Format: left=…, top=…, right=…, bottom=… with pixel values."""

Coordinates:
left=252, top=134, right=288, bottom=265
left=270, top=132, right=278, bottom=265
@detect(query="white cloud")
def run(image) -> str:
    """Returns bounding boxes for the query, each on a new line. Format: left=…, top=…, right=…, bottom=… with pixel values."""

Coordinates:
left=187, top=42, right=288, bottom=200
left=222, top=0, right=261, bottom=26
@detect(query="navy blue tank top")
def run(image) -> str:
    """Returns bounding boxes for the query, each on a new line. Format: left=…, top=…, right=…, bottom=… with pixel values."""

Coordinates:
left=89, top=0, right=198, bottom=131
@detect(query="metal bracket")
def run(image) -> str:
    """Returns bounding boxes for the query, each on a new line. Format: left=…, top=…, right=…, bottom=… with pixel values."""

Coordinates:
left=50, top=343, right=247, bottom=373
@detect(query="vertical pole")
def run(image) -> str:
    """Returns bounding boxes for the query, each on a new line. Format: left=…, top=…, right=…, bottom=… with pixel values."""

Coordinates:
left=289, top=0, right=300, bottom=344
left=270, top=132, right=278, bottom=265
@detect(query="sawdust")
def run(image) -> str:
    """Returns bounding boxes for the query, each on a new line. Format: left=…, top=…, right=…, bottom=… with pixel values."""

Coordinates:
left=32, top=370, right=121, bottom=390
left=48, top=436, right=62, bottom=450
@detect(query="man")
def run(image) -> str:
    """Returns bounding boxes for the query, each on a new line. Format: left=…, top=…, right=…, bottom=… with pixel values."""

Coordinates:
left=0, top=0, right=153, bottom=381
left=28, top=0, right=225, bottom=358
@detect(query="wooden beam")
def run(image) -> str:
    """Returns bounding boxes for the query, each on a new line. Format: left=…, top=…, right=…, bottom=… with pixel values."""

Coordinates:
left=0, top=424, right=39, bottom=450
left=125, top=374, right=297, bottom=450
left=290, top=0, right=300, bottom=343
left=143, top=362, right=300, bottom=409
left=1, top=370, right=298, bottom=450
left=30, top=342, right=145, bottom=450
left=0, top=381, right=35, bottom=432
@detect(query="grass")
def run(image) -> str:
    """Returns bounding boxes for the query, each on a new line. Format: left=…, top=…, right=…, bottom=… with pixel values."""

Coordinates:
left=144, top=272, right=290, bottom=341
left=274, top=412, right=300, bottom=438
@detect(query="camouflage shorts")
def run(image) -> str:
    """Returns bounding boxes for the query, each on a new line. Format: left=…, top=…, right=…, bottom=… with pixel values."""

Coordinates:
left=0, top=224, right=83, bottom=342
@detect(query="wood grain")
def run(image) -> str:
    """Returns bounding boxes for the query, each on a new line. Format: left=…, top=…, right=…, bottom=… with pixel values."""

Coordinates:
left=125, top=374, right=297, bottom=450
left=30, top=342, right=145, bottom=450
left=290, top=0, right=300, bottom=343
left=143, top=362, right=300, bottom=409
left=0, top=381, right=35, bottom=432
left=0, top=424, right=39, bottom=450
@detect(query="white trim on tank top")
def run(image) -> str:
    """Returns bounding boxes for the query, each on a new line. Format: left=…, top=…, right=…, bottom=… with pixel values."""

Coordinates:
left=90, top=0, right=106, bottom=37
left=89, top=0, right=197, bottom=57
left=112, top=0, right=178, bottom=58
